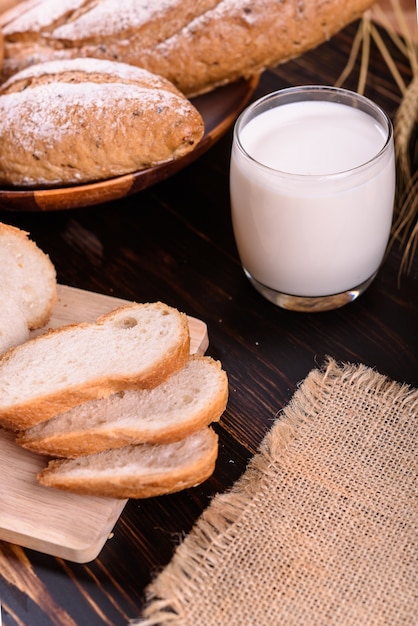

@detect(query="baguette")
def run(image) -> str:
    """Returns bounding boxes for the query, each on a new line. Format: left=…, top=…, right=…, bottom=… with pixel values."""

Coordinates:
left=0, top=57, right=204, bottom=186
left=37, top=427, right=219, bottom=499
left=0, top=222, right=57, bottom=329
left=17, top=355, right=228, bottom=457
left=0, top=0, right=375, bottom=96
left=0, top=301, right=190, bottom=431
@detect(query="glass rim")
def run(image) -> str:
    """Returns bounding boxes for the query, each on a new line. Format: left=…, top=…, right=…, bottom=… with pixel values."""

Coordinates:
left=233, top=85, right=394, bottom=180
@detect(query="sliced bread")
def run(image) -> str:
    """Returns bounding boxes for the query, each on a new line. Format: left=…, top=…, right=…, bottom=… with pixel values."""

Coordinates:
left=0, top=286, right=30, bottom=354
left=0, top=221, right=57, bottom=329
left=37, top=427, right=219, bottom=499
left=0, top=301, right=190, bottom=431
left=17, top=355, right=228, bottom=457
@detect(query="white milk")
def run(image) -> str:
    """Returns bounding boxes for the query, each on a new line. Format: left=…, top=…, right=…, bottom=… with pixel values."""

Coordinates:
left=230, top=99, right=395, bottom=297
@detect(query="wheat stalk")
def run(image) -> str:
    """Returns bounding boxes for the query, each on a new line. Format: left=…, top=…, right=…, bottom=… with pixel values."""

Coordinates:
left=337, top=0, right=418, bottom=274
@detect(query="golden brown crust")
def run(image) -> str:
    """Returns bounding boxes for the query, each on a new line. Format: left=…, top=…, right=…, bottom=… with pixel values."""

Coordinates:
left=0, top=57, right=204, bottom=186
left=17, top=356, right=229, bottom=458
left=0, top=0, right=375, bottom=96
left=0, top=303, right=190, bottom=431
left=0, top=28, right=3, bottom=70
left=37, top=428, right=219, bottom=499
left=0, top=345, right=190, bottom=431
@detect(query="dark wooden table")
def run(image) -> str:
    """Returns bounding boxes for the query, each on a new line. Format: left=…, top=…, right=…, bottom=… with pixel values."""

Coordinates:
left=0, top=20, right=417, bottom=626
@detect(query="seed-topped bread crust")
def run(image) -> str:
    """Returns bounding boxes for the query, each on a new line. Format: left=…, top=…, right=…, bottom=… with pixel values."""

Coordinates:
left=0, top=0, right=375, bottom=96
left=0, top=57, right=204, bottom=186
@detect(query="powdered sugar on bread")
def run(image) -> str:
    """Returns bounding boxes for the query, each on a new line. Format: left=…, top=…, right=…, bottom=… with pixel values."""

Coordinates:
left=1, top=0, right=86, bottom=33
left=0, top=0, right=375, bottom=96
left=0, top=84, right=192, bottom=149
left=2, top=57, right=181, bottom=90
left=52, top=0, right=190, bottom=40
left=0, top=57, right=204, bottom=186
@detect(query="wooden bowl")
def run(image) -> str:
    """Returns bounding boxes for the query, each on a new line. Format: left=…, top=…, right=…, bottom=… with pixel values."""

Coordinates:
left=0, top=75, right=260, bottom=212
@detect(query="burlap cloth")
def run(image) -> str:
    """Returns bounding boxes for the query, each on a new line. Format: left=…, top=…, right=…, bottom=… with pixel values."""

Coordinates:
left=133, top=359, right=418, bottom=626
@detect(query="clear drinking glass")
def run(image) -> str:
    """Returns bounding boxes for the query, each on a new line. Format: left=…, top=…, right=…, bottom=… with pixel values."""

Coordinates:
left=230, top=86, right=395, bottom=312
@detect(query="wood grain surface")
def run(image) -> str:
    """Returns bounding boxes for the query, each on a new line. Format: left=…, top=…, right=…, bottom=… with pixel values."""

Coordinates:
left=0, top=286, right=208, bottom=564
left=0, top=77, right=259, bottom=211
left=0, top=15, right=416, bottom=626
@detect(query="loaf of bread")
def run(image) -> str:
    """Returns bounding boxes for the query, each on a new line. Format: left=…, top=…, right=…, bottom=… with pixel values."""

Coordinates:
left=0, top=0, right=375, bottom=96
left=0, top=57, right=204, bottom=186
left=0, top=301, right=190, bottom=431
left=17, top=355, right=228, bottom=457
left=37, top=427, right=219, bottom=499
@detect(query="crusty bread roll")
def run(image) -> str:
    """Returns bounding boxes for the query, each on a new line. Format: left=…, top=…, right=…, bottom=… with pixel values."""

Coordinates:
left=0, top=57, right=204, bottom=187
left=17, top=355, right=229, bottom=457
left=37, top=427, right=219, bottom=499
left=0, top=0, right=375, bottom=96
left=0, top=222, right=57, bottom=330
left=0, top=301, right=190, bottom=431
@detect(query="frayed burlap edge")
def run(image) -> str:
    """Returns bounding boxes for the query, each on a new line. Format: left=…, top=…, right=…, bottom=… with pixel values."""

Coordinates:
left=131, top=358, right=418, bottom=626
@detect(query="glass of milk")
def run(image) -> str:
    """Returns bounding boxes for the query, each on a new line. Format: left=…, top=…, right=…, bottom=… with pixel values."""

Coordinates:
left=230, top=86, right=395, bottom=312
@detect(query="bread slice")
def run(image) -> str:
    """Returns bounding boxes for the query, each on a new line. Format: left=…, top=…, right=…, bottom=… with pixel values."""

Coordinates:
left=0, top=286, right=30, bottom=354
left=0, top=222, right=57, bottom=329
left=0, top=302, right=190, bottom=431
left=17, top=355, right=228, bottom=457
left=37, top=427, right=219, bottom=499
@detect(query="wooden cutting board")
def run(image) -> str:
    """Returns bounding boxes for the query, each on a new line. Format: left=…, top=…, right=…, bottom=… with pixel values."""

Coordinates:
left=0, top=285, right=209, bottom=563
